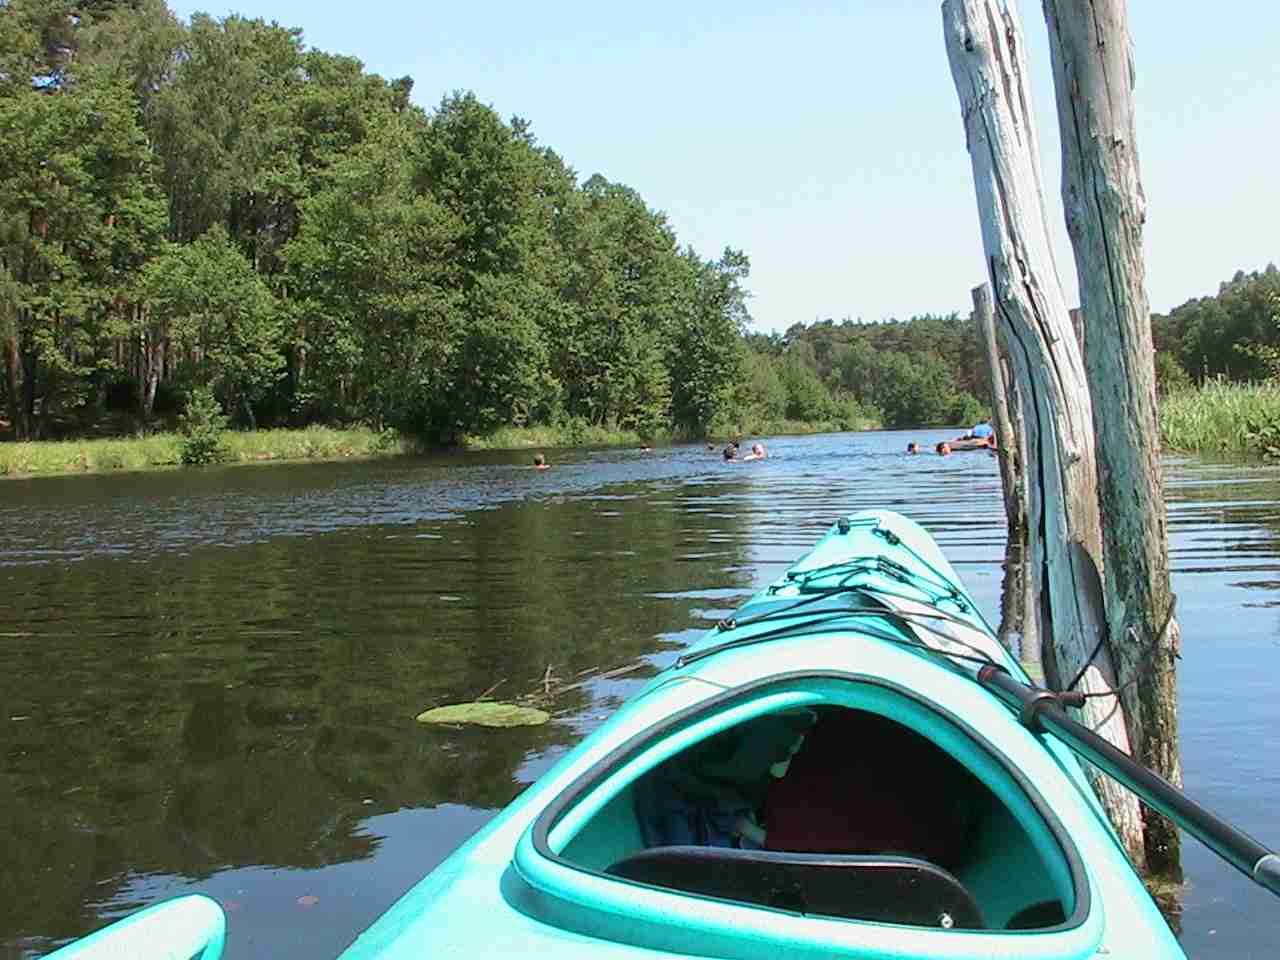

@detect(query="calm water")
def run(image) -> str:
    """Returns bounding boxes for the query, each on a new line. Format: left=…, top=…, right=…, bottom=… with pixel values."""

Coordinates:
left=1, top=431, right=1277, bottom=958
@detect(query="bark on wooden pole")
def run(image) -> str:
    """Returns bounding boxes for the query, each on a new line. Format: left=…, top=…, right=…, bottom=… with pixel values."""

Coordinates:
left=972, top=283, right=1038, bottom=670
left=1042, top=0, right=1183, bottom=879
left=1069, top=307, right=1085, bottom=351
left=942, top=0, right=1146, bottom=866
left=972, top=283, right=1022, bottom=535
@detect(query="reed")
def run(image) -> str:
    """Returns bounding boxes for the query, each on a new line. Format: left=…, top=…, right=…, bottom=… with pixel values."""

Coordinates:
left=1158, top=380, right=1280, bottom=457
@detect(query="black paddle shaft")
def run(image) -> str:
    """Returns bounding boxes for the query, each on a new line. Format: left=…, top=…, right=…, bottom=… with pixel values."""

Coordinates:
left=977, top=665, right=1280, bottom=899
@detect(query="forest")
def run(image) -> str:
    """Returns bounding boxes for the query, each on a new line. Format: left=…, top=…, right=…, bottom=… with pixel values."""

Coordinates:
left=0, top=0, right=990, bottom=447
left=1, top=1, right=1274, bottom=453
left=1152, top=265, right=1280, bottom=387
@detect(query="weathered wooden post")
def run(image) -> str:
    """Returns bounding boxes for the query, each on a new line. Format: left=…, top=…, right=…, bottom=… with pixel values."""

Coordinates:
left=942, top=0, right=1146, bottom=865
left=1042, top=0, right=1183, bottom=878
left=971, top=284, right=1025, bottom=536
left=972, top=283, right=1038, bottom=670
left=1068, top=307, right=1084, bottom=350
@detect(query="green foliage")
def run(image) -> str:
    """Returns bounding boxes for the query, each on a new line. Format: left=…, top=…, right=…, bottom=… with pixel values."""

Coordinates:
left=1231, top=292, right=1280, bottom=382
left=779, top=355, right=838, bottom=421
left=0, top=62, right=166, bottom=437
left=372, top=427, right=402, bottom=454
left=177, top=386, right=229, bottom=464
left=0, top=1, right=1046, bottom=456
left=829, top=339, right=982, bottom=428
left=143, top=228, right=284, bottom=408
left=1153, top=265, right=1280, bottom=383
left=1159, top=378, right=1280, bottom=456
left=1242, top=416, right=1280, bottom=461
left=668, top=248, right=751, bottom=435
left=1154, top=352, right=1193, bottom=396
left=946, top=391, right=987, bottom=428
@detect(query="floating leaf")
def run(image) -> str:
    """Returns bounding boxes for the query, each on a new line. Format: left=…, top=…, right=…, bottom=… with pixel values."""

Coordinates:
left=297, top=895, right=319, bottom=908
left=415, top=702, right=550, bottom=727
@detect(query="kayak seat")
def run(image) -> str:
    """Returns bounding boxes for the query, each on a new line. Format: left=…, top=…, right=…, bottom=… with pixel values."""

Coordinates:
left=762, top=708, right=984, bottom=867
left=606, top=845, right=986, bottom=929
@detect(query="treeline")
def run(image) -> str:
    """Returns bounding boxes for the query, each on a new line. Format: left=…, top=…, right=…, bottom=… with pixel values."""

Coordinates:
left=1153, top=264, right=1280, bottom=388
left=0, top=0, right=757, bottom=443
left=750, top=314, right=988, bottom=429
left=772, top=263, right=1280, bottom=432
left=21, top=4, right=1260, bottom=451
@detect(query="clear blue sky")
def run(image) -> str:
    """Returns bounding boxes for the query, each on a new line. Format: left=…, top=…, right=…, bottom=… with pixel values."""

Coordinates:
left=169, top=0, right=1278, bottom=333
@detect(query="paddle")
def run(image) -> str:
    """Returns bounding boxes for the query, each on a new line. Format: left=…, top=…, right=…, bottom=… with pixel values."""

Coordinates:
left=976, top=664, right=1280, bottom=899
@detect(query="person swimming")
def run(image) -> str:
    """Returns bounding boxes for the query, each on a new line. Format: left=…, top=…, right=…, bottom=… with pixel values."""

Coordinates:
left=722, top=442, right=739, bottom=462
left=741, top=442, right=767, bottom=461
left=935, top=441, right=951, bottom=456
left=533, top=453, right=550, bottom=470
left=907, top=442, right=919, bottom=454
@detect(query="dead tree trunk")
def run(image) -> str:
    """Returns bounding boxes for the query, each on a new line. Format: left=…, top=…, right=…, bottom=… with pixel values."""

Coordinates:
left=943, top=0, right=1146, bottom=867
left=1042, top=0, right=1183, bottom=879
left=973, top=283, right=1038, bottom=669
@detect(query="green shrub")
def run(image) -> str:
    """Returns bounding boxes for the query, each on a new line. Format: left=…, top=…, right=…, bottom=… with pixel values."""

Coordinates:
left=178, top=387, right=229, bottom=465
left=1242, top=416, right=1280, bottom=461
left=372, top=426, right=402, bottom=453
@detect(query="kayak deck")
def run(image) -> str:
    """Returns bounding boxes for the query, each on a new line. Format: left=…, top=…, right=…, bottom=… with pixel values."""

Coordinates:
left=343, top=511, right=1183, bottom=959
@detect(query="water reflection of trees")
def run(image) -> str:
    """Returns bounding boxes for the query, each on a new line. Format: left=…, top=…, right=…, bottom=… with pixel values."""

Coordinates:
left=0, top=479, right=753, bottom=946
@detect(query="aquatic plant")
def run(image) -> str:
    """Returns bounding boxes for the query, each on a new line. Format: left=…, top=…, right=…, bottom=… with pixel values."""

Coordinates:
left=1158, top=378, right=1280, bottom=457
left=416, top=702, right=551, bottom=727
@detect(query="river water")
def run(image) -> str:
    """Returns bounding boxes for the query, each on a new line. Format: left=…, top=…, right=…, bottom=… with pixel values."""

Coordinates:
left=1, top=431, right=1277, bottom=958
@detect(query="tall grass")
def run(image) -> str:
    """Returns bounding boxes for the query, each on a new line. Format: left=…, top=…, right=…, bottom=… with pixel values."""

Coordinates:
left=219, top=425, right=407, bottom=463
left=0, top=426, right=410, bottom=479
left=460, top=422, right=657, bottom=450
left=1159, top=379, right=1280, bottom=457
left=0, top=435, right=181, bottom=477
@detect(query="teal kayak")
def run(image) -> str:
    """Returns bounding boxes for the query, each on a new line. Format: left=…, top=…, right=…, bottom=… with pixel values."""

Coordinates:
left=338, top=509, right=1183, bottom=959
left=43, top=893, right=225, bottom=959
left=47, top=510, right=1186, bottom=959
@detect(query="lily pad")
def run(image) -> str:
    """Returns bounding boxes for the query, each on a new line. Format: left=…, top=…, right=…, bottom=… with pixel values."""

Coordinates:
left=415, top=701, right=550, bottom=727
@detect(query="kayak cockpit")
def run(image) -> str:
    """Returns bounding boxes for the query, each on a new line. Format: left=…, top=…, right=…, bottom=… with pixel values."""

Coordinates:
left=513, top=673, right=1096, bottom=959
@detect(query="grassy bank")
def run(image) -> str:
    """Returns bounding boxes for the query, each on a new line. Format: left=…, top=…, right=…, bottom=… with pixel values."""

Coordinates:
left=459, top=414, right=884, bottom=452
left=707, top=415, right=883, bottom=438
left=1, top=414, right=889, bottom=480
left=0, top=426, right=410, bottom=479
left=1159, top=380, right=1280, bottom=458
left=459, top=422, right=658, bottom=451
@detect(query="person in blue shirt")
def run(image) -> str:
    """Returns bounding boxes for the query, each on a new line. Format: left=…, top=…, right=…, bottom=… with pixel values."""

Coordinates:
left=967, top=421, right=994, bottom=440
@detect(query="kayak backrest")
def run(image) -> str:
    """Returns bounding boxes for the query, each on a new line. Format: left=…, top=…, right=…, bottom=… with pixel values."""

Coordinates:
left=606, top=846, right=985, bottom=930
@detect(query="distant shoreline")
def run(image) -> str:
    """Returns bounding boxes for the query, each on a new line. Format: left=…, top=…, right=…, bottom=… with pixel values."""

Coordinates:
left=7, top=382, right=1270, bottom=481
left=0, top=418, right=874, bottom=480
